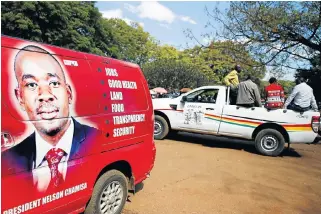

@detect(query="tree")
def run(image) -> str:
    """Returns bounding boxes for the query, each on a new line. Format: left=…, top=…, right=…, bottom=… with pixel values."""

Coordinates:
left=277, top=80, right=296, bottom=97
left=103, top=18, right=158, bottom=66
left=142, top=59, right=210, bottom=89
left=296, top=54, right=321, bottom=102
left=204, top=1, right=321, bottom=74
left=151, top=45, right=181, bottom=61
left=261, top=80, right=295, bottom=98
left=181, top=41, right=266, bottom=84
left=1, top=1, right=114, bottom=56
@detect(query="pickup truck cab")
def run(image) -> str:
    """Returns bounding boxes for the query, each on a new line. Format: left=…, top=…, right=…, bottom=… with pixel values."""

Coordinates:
left=153, top=85, right=320, bottom=156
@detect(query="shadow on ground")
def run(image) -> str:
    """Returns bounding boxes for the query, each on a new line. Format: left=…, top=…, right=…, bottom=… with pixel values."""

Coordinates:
left=128, top=182, right=144, bottom=196
left=80, top=183, right=145, bottom=214
left=166, top=132, right=302, bottom=158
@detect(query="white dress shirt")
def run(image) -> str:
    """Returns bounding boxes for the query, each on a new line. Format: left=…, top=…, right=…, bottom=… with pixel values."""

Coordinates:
left=32, top=119, right=74, bottom=192
left=284, top=82, right=318, bottom=110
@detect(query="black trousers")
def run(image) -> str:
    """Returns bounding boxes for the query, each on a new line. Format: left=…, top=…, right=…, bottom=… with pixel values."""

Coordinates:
left=287, top=102, right=311, bottom=112
left=229, top=86, right=238, bottom=105
left=237, top=103, right=255, bottom=108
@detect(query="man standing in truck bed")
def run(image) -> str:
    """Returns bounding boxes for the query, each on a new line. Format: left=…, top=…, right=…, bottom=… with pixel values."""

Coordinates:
left=224, top=65, right=242, bottom=105
left=236, top=75, right=262, bottom=108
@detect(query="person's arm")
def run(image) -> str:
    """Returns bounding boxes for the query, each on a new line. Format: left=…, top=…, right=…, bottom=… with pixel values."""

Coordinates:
left=264, top=86, right=268, bottom=100
left=310, top=93, right=318, bottom=111
left=253, top=85, right=262, bottom=107
left=280, top=86, right=285, bottom=103
left=224, top=71, right=236, bottom=86
left=234, top=74, right=239, bottom=85
left=284, top=85, right=298, bottom=108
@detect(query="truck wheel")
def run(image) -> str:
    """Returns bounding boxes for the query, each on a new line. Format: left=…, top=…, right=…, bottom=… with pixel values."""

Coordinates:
left=154, top=115, right=169, bottom=140
left=254, top=129, right=285, bottom=157
left=84, top=170, right=128, bottom=214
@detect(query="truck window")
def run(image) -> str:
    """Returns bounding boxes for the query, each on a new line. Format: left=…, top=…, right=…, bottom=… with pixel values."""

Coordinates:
left=186, top=89, right=219, bottom=104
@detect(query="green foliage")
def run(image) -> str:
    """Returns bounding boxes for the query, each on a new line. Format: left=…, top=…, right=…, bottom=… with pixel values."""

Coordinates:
left=151, top=45, right=181, bottom=61
left=277, top=80, right=296, bottom=96
left=202, top=1, right=320, bottom=102
left=1, top=1, right=267, bottom=91
left=260, top=80, right=296, bottom=98
left=1, top=1, right=113, bottom=56
left=142, top=59, right=210, bottom=89
left=181, top=41, right=266, bottom=84
left=296, top=54, right=321, bottom=102
left=103, top=18, right=158, bottom=66
left=207, top=1, right=320, bottom=71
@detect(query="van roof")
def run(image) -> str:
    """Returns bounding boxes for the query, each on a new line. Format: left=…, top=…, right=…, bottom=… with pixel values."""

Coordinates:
left=1, top=34, right=140, bottom=68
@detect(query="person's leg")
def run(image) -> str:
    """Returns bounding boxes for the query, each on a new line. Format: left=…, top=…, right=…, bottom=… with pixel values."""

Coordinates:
left=230, top=85, right=238, bottom=105
left=287, top=102, right=305, bottom=112
left=238, top=103, right=254, bottom=108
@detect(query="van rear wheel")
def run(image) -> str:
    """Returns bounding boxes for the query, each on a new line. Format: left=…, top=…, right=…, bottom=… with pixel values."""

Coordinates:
left=254, top=129, right=285, bottom=157
left=154, top=115, right=169, bottom=140
left=85, top=170, right=128, bottom=214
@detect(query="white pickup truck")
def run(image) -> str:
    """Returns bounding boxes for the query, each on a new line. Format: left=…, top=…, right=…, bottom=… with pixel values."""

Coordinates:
left=152, top=86, right=320, bottom=156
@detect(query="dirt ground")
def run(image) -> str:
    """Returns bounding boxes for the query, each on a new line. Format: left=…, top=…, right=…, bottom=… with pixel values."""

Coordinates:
left=122, top=132, right=321, bottom=214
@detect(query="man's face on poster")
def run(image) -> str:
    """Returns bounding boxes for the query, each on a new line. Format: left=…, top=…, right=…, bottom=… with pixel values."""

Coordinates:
left=14, top=49, right=72, bottom=136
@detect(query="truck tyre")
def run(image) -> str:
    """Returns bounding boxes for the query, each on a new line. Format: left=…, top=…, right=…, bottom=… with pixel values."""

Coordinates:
left=85, top=170, right=128, bottom=214
left=254, top=129, right=285, bottom=157
left=154, top=115, right=169, bottom=140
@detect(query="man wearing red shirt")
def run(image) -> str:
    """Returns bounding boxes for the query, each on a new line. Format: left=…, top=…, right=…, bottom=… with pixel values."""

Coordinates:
left=264, top=77, right=285, bottom=109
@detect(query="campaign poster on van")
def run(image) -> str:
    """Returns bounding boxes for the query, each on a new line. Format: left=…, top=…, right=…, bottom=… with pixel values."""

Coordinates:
left=1, top=41, right=107, bottom=214
left=1, top=38, right=151, bottom=213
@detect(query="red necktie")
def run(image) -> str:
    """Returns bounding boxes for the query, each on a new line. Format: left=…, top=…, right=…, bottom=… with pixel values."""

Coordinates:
left=45, top=148, right=66, bottom=189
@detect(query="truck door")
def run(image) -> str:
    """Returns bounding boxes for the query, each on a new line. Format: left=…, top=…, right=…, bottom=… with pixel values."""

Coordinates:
left=177, top=88, right=223, bottom=133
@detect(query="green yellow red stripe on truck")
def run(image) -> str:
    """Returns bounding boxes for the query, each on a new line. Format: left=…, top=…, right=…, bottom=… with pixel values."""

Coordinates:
left=204, top=113, right=312, bottom=132
left=205, top=113, right=260, bottom=128
left=154, top=109, right=312, bottom=132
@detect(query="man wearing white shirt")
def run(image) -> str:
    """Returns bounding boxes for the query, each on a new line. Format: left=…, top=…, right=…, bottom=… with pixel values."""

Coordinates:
left=2, top=45, right=99, bottom=193
left=284, top=77, right=318, bottom=112
left=32, top=118, right=74, bottom=192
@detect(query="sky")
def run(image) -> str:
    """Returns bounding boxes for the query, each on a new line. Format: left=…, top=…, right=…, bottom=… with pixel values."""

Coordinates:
left=96, top=1, right=295, bottom=80
left=96, top=1, right=229, bottom=49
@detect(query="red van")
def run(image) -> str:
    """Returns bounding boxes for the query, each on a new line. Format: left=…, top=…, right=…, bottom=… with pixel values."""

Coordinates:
left=1, top=35, right=156, bottom=214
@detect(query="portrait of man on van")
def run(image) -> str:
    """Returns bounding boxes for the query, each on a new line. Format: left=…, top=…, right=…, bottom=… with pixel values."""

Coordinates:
left=2, top=45, right=99, bottom=193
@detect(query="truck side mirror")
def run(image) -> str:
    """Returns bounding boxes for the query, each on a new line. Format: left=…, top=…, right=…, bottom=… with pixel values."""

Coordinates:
left=181, top=96, right=187, bottom=102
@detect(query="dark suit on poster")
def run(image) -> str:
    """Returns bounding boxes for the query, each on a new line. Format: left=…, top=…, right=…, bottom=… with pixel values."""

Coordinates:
left=1, top=117, right=99, bottom=176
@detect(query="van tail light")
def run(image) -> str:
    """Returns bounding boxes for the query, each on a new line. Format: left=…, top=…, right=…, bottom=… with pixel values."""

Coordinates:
left=1, top=132, right=15, bottom=151
left=311, top=116, right=320, bottom=133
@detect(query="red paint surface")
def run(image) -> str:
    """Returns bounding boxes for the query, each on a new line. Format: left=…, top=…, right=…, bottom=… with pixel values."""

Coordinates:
left=1, top=35, right=156, bottom=213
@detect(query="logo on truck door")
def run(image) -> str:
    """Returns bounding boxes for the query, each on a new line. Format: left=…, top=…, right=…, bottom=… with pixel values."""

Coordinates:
left=183, top=104, right=205, bottom=125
